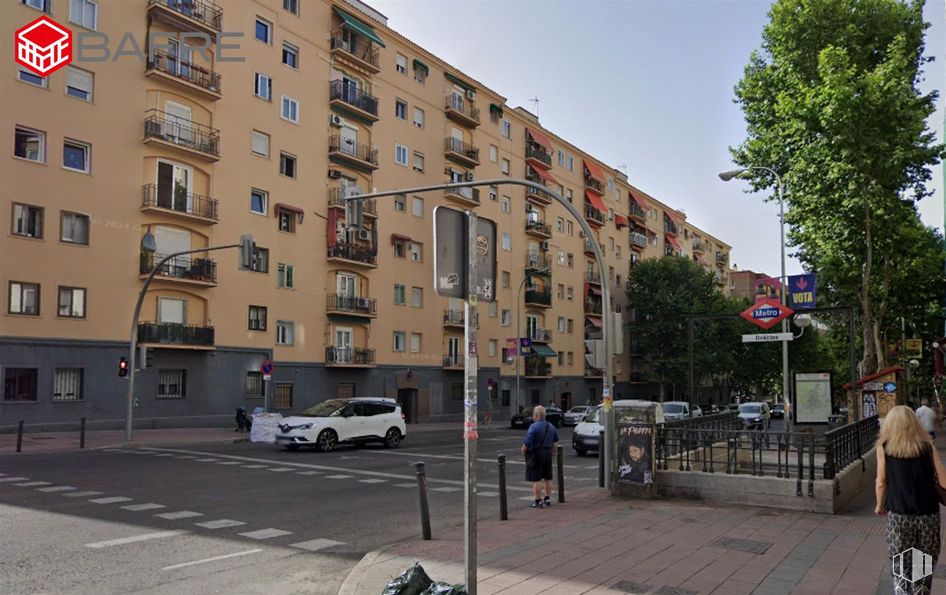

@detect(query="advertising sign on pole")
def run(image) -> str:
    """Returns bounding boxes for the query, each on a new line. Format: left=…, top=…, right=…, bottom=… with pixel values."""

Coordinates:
left=788, top=273, right=817, bottom=309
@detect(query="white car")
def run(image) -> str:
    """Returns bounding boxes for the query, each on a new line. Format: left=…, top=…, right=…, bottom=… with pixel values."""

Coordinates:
left=563, top=405, right=593, bottom=426
left=572, top=400, right=666, bottom=456
left=738, top=402, right=771, bottom=429
left=661, top=401, right=695, bottom=422
left=274, top=397, right=406, bottom=452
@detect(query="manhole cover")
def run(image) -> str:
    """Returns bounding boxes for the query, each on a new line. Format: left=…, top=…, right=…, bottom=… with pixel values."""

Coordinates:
left=713, top=536, right=772, bottom=555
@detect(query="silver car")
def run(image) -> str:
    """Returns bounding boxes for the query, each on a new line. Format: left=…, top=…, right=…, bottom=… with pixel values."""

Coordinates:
left=563, top=405, right=592, bottom=426
left=738, top=402, right=771, bottom=429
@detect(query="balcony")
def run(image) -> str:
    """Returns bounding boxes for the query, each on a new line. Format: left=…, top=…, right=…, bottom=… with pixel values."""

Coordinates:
left=147, top=0, right=222, bottom=35
left=525, top=253, right=550, bottom=271
left=525, top=144, right=552, bottom=170
left=327, top=187, right=376, bottom=218
left=329, top=135, right=379, bottom=171
left=584, top=300, right=603, bottom=315
left=138, top=322, right=214, bottom=348
left=629, top=231, right=648, bottom=250
left=584, top=365, right=604, bottom=379
left=525, top=358, right=552, bottom=378
left=329, top=80, right=379, bottom=122
left=330, top=35, right=381, bottom=74
left=529, top=328, right=553, bottom=343
left=525, top=289, right=552, bottom=308
left=326, top=293, right=377, bottom=318
left=716, top=252, right=728, bottom=264
left=444, top=95, right=480, bottom=128
left=444, top=309, right=464, bottom=327
left=715, top=271, right=726, bottom=285
left=325, top=347, right=376, bottom=367
left=584, top=175, right=605, bottom=195
left=665, top=221, right=679, bottom=236
left=140, top=252, right=216, bottom=286
left=629, top=203, right=647, bottom=221
left=443, top=354, right=464, bottom=369
left=444, top=186, right=480, bottom=207
left=525, top=219, right=552, bottom=238
left=327, top=241, right=378, bottom=268
left=444, top=137, right=480, bottom=168
left=692, top=240, right=706, bottom=253
left=146, top=50, right=221, bottom=100
left=141, top=184, right=218, bottom=224
left=584, top=204, right=605, bottom=226
left=585, top=270, right=601, bottom=285
left=143, top=110, right=219, bottom=162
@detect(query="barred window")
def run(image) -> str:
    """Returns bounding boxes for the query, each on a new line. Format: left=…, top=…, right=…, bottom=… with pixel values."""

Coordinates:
left=337, top=383, right=355, bottom=399
left=246, top=371, right=264, bottom=398
left=157, top=369, right=186, bottom=399
left=451, top=383, right=463, bottom=402
left=274, top=383, right=293, bottom=409
left=52, top=368, right=83, bottom=401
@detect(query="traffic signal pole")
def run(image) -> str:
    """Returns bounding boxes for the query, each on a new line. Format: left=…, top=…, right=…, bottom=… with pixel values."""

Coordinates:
left=463, top=210, right=479, bottom=593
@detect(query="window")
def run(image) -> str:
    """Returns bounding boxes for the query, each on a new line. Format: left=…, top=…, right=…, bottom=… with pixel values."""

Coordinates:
left=557, top=250, right=566, bottom=266
left=567, top=156, right=574, bottom=171
left=501, top=309, right=511, bottom=326
left=281, top=95, right=299, bottom=122
left=489, top=185, right=498, bottom=201
left=412, top=196, right=424, bottom=217
left=277, top=207, right=296, bottom=233
left=394, top=284, right=406, bottom=305
left=53, top=368, right=83, bottom=402
left=413, top=62, right=427, bottom=84
left=567, top=253, right=574, bottom=268
left=609, top=237, right=615, bottom=251
left=412, top=107, right=424, bottom=128
left=567, top=319, right=574, bottom=333
left=567, top=221, right=574, bottom=236
left=250, top=189, right=268, bottom=214
left=393, top=239, right=406, bottom=258
left=501, top=389, right=510, bottom=407
left=396, top=53, right=407, bottom=74
left=609, top=177, right=615, bottom=192
left=616, top=246, right=622, bottom=259
left=411, top=287, right=423, bottom=307
left=488, top=301, right=497, bottom=318
left=60, top=211, right=89, bottom=245
left=12, top=203, right=43, bottom=239
left=451, top=384, right=463, bottom=402
left=501, top=158, right=510, bottom=175
left=558, top=151, right=564, bottom=167
left=246, top=372, right=264, bottom=398
left=395, top=143, right=408, bottom=166
left=501, top=119, right=511, bottom=138
left=567, top=352, right=574, bottom=366
left=17, top=66, right=46, bottom=87
left=502, top=233, right=511, bottom=251
left=255, top=17, right=272, bottom=43
left=501, top=197, right=510, bottom=213
left=254, top=73, right=272, bottom=101
left=8, top=282, right=39, bottom=316
left=4, top=368, right=38, bottom=402
left=70, top=0, right=97, bottom=30
left=276, top=321, right=294, bottom=345
left=489, top=145, right=498, bottom=162
left=557, top=352, right=564, bottom=366
left=488, top=340, right=497, bottom=357
left=502, top=271, right=510, bottom=288
left=23, top=0, right=50, bottom=12
left=410, top=242, right=423, bottom=262
left=251, top=130, right=270, bottom=157
left=393, top=331, right=406, bottom=352
left=277, top=263, right=295, bottom=288
left=58, top=286, right=86, bottom=318
left=282, top=42, right=299, bottom=69
left=272, top=383, right=292, bottom=409
left=557, top=284, right=564, bottom=299
left=410, top=333, right=422, bottom=353
left=157, top=369, right=186, bottom=399
left=248, top=305, right=268, bottom=330
left=395, top=99, right=407, bottom=120
left=283, top=0, right=299, bottom=14
left=394, top=194, right=406, bottom=212
left=279, top=152, right=297, bottom=178
left=567, top=287, right=574, bottom=301
left=14, top=126, right=44, bottom=162
left=250, top=246, right=269, bottom=273
left=566, top=189, right=573, bottom=203
left=62, top=139, right=90, bottom=173
left=413, top=151, right=425, bottom=172
left=608, top=209, right=614, bottom=222
left=616, top=274, right=622, bottom=287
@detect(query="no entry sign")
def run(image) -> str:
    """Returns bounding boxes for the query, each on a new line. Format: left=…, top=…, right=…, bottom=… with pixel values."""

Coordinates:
left=740, top=298, right=793, bottom=330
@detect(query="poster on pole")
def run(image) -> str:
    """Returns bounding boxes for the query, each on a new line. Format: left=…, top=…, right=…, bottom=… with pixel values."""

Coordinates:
left=433, top=206, right=496, bottom=302
left=617, top=424, right=654, bottom=485
left=793, top=371, right=832, bottom=424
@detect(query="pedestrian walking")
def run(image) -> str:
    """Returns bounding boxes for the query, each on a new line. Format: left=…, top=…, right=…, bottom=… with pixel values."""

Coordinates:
left=875, top=405, right=946, bottom=594
left=916, top=400, right=937, bottom=439
left=521, top=405, right=558, bottom=508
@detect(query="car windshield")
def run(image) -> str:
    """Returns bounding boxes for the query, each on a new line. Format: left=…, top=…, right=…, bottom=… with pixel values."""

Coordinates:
left=299, top=400, right=347, bottom=417
left=773, top=404, right=784, bottom=410
left=569, top=407, right=587, bottom=413
left=662, top=403, right=685, bottom=413
left=583, top=407, right=601, bottom=423
left=740, top=404, right=762, bottom=414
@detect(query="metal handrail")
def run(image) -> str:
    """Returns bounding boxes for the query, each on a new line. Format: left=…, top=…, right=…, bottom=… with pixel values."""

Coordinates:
left=330, top=35, right=380, bottom=69
left=144, top=109, right=219, bottom=157
left=445, top=95, right=480, bottom=122
left=147, top=0, right=222, bottom=31
left=147, top=49, right=221, bottom=93
left=326, top=293, right=377, bottom=315
left=444, top=137, right=480, bottom=162
left=138, top=321, right=214, bottom=345
left=141, top=184, right=218, bottom=221
left=140, top=251, right=216, bottom=283
left=329, top=134, right=378, bottom=165
left=329, top=80, right=379, bottom=116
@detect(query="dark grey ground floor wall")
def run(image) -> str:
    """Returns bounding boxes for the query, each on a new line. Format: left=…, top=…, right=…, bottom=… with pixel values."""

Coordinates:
left=0, top=337, right=605, bottom=430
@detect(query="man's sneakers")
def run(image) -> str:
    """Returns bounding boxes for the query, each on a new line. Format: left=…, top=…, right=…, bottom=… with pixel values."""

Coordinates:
left=530, top=497, right=553, bottom=509
left=543, top=496, right=551, bottom=508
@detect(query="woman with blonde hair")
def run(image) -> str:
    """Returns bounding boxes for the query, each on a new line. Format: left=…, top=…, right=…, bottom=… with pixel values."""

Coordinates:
left=876, top=405, right=946, bottom=594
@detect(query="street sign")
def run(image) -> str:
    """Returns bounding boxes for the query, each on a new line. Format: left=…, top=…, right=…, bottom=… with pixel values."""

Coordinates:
left=788, top=274, right=817, bottom=309
left=884, top=382, right=897, bottom=393
left=739, top=298, right=794, bottom=330
left=864, top=382, right=884, bottom=391
left=433, top=206, right=496, bottom=302
left=261, top=360, right=273, bottom=380
left=519, top=337, right=532, bottom=355
left=742, top=332, right=794, bottom=343
left=905, top=339, right=923, bottom=359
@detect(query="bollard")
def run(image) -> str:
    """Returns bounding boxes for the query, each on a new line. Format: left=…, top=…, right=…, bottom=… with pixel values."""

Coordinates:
left=497, top=454, right=508, bottom=521
left=80, top=417, right=86, bottom=449
left=556, top=445, right=565, bottom=503
left=598, top=431, right=605, bottom=487
left=16, top=420, right=24, bottom=453
left=414, top=461, right=432, bottom=540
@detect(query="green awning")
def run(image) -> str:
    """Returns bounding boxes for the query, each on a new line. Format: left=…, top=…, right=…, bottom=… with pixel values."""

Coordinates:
left=334, top=8, right=386, bottom=47
left=445, top=72, right=475, bottom=93
left=489, top=103, right=503, bottom=116
left=531, top=344, right=557, bottom=358
left=412, top=58, right=429, bottom=74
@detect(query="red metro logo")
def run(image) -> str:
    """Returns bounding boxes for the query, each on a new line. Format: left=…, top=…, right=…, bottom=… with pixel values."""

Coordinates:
left=15, top=16, right=73, bottom=77
left=740, top=298, right=794, bottom=330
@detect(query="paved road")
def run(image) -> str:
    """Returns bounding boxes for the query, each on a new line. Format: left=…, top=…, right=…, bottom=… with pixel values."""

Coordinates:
left=0, top=424, right=596, bottom=594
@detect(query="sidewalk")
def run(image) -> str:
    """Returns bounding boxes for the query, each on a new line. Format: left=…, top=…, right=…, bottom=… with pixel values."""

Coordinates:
left=0, top=427, right=249, bottom=454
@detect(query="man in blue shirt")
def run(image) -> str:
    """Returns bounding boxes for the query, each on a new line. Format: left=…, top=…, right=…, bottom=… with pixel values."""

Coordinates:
left=520, top=405, right=559, bottom=508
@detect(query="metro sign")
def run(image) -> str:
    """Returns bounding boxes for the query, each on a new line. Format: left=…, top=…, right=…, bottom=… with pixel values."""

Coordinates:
left=740, top=298, right=793, bottom=330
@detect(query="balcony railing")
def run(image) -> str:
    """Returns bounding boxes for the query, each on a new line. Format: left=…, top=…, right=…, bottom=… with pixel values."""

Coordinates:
left=629, top=232, right=648, bottom=249
left=443, top=354, right=464, bottom=368
left=716, top=252, right=728, bottom=264
left=444, top=95, right=480, bottom=125
left=142, top=184, right=218, bottom=221
left=525, top=358, right=552, bottom=377
left=329, top=80, right=379, bottom=118
left=584, top=175, right=605, bottom=194
left=444, top=186, right=480, bottom=204
left=585, top=270, right=601, bottom=284
left=330, top=35, right=380, bottom=71
left=144, top=109, right=219, bottom=158
left=325, top=347, right=375, bottom=366
left=525, top=289, right=552, bottom=306
left=525, top=253, right=550, bottom=270
left=444, top=309, right=464, bottom=326
left=444, top=137, right=480, bottom=164
left=665, top=221, right=679, bottom=236
left=147, top=49, right=221, bottom=95
left=584, top=204, right=605, bottom=225
left=147, top=0, right=222, bottom=33
left=327, top=241, right=377, bottom=266
left=326, top=294, right=377, bottom=316
left=327, top=187, right=376, bottom=216
left=529, top=328, right=553, bottom=343
left=141, top=252, right=216, bottom=284
left=692, top=240, right=706, bottom=253
left=629, top=203, right=647, bottom=220
left=138, top=322, right=214, bottom=346
left=525, top=144, right=552, bottom=168
left=585, top=300, right=603, bottom=315
left=585, top=365, right=603, bottom=378
left=525, top=219, right=552, bottom=236
left=329, top=135, right=378, bottom=166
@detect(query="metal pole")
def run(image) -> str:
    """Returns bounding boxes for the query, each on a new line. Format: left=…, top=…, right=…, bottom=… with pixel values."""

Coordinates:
left=688, top=318, right=695, bottom=403
left=16, top=420, right=23, bottom=453
left=414, top=462, right=432, bottom=540
left=598, top=430, right=605, bottom=487
left=777, top=177, right=790, bottom=430
left=497, top=454, right=508, bottom=521
left=849, top=309, right=859, bottom=421
left=516, top=277, right=525, bottom=415
left=80, top=417, right=86, bottom=449
left=556, top=444, right=565, bottom=503
left=463, top=210, right=479, bottom=594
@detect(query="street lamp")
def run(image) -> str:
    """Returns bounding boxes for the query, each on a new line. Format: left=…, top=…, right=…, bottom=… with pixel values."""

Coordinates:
left=516, top=266, right=550, bottom=413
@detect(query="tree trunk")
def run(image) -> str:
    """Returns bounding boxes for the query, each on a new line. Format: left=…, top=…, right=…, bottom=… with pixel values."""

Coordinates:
left=861, top=200, right=878, bottom=375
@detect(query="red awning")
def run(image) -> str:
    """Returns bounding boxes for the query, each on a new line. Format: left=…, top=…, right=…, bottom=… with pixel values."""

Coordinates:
left=526, top=127, right=553, bottom=151
left=665, top=234, right=682, bottom=251
left=587, top=284, right=602, bottom=296
left=585, top=190, right=607, bottom=212
left=275, top=203, right=303, bottom=214
left=842, top=366, right=905, bottom=389
left=583, top=159, right=606, bottom=182
left=664, top=210, right=683, bottom=225
left=391, top=233, right=411, bottom=243
left=585, top=316, right=603, bottom=328
left=528, top=164, right=558, bottom=185
left=327, top=208, right=338, bottom=247
left=628, top=190, right=646, bottom=208
left=614, top=214, right=629, bottom=228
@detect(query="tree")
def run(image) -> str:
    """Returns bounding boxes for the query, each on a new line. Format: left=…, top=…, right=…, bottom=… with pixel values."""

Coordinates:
left=731, top=0, right=944, bottom=375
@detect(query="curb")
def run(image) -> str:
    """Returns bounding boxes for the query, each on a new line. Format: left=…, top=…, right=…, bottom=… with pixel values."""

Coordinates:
left=338, top=546, right=396, bottom=595
left=101, top=437, right=252, bottom=450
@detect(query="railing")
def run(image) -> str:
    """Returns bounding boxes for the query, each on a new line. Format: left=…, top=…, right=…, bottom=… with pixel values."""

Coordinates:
left=585, top=270, right=601, bottom=284
left=329, top=134, right=378, bottom=166
left=665, top=221, right=679, bottom=235
left=664, top=411, right=742, bottom=431
left=584, top=366, right=603, bottom=377
left=525, top=144, right=552, bottom=167
left=330, top=35, right=380, bottom=70
left=629, top=203, right=646, bottom=220
left=329, top=80, right=379, bottom=117
left=325, top=347, right=375, bottom=365
left=140, top=252, right=216, bottom=283
left=525, top=219, right=552, bottom=236
left=138, top=322, right=214, bottom=346
left=584, top=300, right=603, bottom=315
left=444, top=137, right=479, bottom=163
left=692, top=240, right=706, bottom=252
left=327, top=241, right=377, bottom=265
left=147, top=49, right=221, bottom=93
left=444, top=309, right=464, bottom=325
left=584, top=175, right=604, bottom=194
left=525, top=289, right=552, bottom=306
left=141, top=184, right=218, bottom=221
left=823, top=415, right=879, bottom=479
left=629, top=232, right=648, bottom=248
left=144, top=110, right=219, bottom=157
left=148, top=0, right=222, bottom=32
left=716, top=252, right=728, bottom=264
left=443, top=354, right=464, bottom=368
left=584, top=204, right=605, bottom=225
left=326, top=293, right=377, bottom=316
left=529, top=328, right=553, bottom=343
left=525, top=254, right=550, bottom=270
left=525, top=359, right=552, bottom=376
left=444, top=187, right=480, bottom=203
left=524, top=183, right=554, bottom=203
left=327, top=187, right=376, bottom=215
left=444, top=95, right=480, bottom=123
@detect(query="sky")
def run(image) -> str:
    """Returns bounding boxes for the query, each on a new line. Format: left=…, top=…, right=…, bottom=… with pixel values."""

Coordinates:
left=368, top=0, right=946, bottom=277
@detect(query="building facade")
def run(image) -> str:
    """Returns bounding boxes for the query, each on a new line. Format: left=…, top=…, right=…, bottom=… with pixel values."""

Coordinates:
left=0, top=0, right=731, bottom=427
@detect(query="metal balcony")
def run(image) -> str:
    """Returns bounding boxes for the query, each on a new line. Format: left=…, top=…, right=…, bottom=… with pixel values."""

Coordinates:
left=525, top=289, right=552, bottom=307
left=443, top=354, right=464, bottom=369
left=146, top=49, right=221, bottom=100
left=140, top=252, right=216, bottom=285
left=444, top=186, right=480, bottom=206
left=629, top=232, right=648, bottom=249
left=444, top=309, right=464, bottom=327
left=329, top=134, right=379, bottom=170
left=143, top=110, right=219, bottom=161
left=525, top=358, right=552, bottom=378
left=525, top=253, right=551, bottom=271
left=327, top=187, right=376, bottom=217
left=525, top=144, right=552, bottom=169
left=141, top=184, right=218, bottom=223
left=629, top=203, right=647, bottom=221
left=444, top=95, right=480, bottom=128
left=584, top=204, right=605, bottom=226
left=529, top=328, right=553, bottom=343
left=138, top=322, right=214, bottom=347
left=329, top=35, right=380, bottom=73
left=665, top=221, right=679, bottom=236
left=584, top=300, right=603, bottom=315
left=525, top=219, right=552, bottom=238
left=584, top=175, right=605, bottom=195
left=584, top=270, right=601, bottom=285
left=326, top=294, right=377, bottom=318
left=147, top=0, right=222, bottom=35
left=444, top=137, right=480, bottom=167
left=329, top=80, right=379, bottom=122
left=325, top=347, right=376, bottom=367
left=327, top=241, right=377, bottom=267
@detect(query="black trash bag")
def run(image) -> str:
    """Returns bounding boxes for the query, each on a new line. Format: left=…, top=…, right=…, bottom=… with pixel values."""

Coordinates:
left=382, top=562, right=433, bottom=595
left=422, top=581, right=467, bottom=595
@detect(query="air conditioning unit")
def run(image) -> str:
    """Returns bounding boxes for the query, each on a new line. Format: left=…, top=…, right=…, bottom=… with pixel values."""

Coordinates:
left=464, top=172, right=474, bottom=182
left=329, top=114, right=343, bottom=126
left=357, top=229, right=371, bottom=241
left=540, top=241, right=550, bottom=251
left=466, top=89, right=476, bottom=100
left=328, top=169, right=342, bottom=179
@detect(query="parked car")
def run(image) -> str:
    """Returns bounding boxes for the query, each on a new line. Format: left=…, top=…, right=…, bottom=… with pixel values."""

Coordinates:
left=771, top=403, right=785, bottom=419
left=691, top=406, right=703, bottom=417
left=510, top=406, right=562, bottom=429
left=661, top=401, right=694, bottom=422
left=738, top=402, right=771, bottom=429
left=572, top=405, right=602, bottom=456
left=563, top=405, right=592, bottom=426
left=274, top=397, right=406, bottom=452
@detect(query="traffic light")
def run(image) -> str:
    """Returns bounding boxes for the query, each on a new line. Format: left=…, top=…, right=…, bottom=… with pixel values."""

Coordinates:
left=342, top=186, right=364, bottom=231
left=118, top=357, right=129, bottom=377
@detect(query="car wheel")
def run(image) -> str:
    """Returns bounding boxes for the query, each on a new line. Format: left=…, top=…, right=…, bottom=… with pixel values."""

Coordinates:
left=384, top=428, right=402, bottom=449
left=575, top=448, right=587, bottom=457
left=285, top=444, right=299, bottom=451
left=316, top=429, right=338, bottom=452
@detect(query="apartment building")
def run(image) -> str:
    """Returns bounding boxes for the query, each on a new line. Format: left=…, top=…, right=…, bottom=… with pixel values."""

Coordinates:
left=0, top=0, right=730, bottom=426
left=730, top=269, right=779, bottom=303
